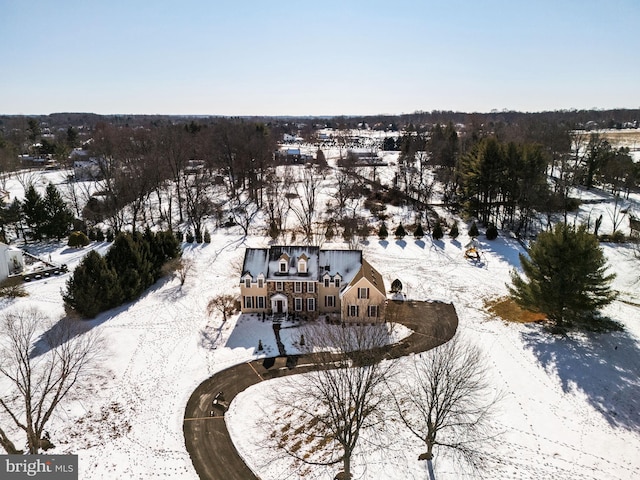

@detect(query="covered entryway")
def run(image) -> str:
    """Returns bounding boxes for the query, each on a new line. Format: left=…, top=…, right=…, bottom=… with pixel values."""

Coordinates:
left=270, top=294, right=288, bottom=314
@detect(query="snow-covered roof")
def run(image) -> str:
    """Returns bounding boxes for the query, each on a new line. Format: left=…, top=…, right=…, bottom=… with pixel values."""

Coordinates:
left=318, top=250, right=362, bottom=285
left=241, top=247, right=362, bottom=283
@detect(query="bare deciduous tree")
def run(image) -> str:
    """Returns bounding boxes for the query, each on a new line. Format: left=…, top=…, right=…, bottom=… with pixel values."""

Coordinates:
left=0, top=308, right=101, bottom=454
left=288, top=165, right=325, bottom=244
left=389, top=335, right=499, bottom=480
left=206, top=294, right=237, bottom=323
left=265, top=322, right=396, bottom=479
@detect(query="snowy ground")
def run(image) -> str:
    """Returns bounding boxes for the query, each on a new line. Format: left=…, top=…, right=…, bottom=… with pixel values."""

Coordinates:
left=226, top=235, right=640, bottom=480
left=0, top=165, right=638, bottom=479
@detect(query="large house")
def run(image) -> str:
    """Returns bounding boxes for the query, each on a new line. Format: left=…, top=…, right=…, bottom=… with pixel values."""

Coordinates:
left=240, top=246, right=386, bottom=323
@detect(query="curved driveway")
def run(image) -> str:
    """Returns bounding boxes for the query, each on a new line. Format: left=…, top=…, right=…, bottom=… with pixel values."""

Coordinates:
left=183, top=300, right=458, bottom=480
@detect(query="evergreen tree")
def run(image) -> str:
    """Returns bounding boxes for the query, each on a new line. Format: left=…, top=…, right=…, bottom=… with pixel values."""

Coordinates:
left=2, top=198, right=23, bottom=240
left=63, top=250, right=121, bottom=318
left=22, top=185, right=46, bottom=241
left=414, top=223, right=425, bottom=239
left=106, top=233, right=154, bottom=302
left=468, top=221, right=479, bottom=237
left=486, top=224, right=498, bottom=240
left=509, top=223, right=617, bottom=328
left=203, top=229, right=211, bottom=243
left=432, top=222, right=444, bottom=240
left=394, top=223, right=406, bottom=239
left=449, top=222, right=459, bottom=239
left=378, top=222, right=388, bottom=240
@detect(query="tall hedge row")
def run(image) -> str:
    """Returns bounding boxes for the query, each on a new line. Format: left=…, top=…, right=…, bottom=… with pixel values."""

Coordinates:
left=63, top=229, right=181, bottom=318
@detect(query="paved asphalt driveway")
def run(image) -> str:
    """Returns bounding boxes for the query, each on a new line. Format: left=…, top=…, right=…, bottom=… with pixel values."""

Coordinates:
left=183, top=301, right=458, bottom=480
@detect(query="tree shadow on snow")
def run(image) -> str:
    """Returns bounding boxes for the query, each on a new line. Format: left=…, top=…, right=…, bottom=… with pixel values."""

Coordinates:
left=521, top=324, right=640, bottom=431
left=31, top=276, right=175, bottom=358
left=414, top=239, right=426, bottom=249
left=395, top=239, right=407, bottom=249
left=378, top=240, right=389, bottom=249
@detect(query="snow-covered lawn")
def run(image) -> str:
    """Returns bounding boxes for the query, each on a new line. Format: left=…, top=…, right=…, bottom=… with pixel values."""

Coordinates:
left=0, top=166, right=639, bottom=479
left=1, top=229, right=637, bottom=479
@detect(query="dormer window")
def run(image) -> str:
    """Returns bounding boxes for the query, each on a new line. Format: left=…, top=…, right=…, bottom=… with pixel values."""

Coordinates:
left=279, top=260, right=288, bottom=273
left=298, top=258, right=307, bottom=273
left=245, top=277, right=251, bottom=288
left=334, top=276, right=341, bottom=288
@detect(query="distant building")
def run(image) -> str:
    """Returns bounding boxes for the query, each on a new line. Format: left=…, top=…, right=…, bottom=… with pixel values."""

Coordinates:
left=0, top=243, right=24, bottom=282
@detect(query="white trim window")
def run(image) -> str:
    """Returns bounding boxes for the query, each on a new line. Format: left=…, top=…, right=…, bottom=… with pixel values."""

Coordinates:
left=258, top=278, right=264, bottom=288
left=325, top=295, right=335, bottom=307
left=244, top=296, right=254, bottom=309
left=245, top=277, right=251, bottom=288
left=348, top=305, right=359, bottom=317
left=294, top=281, right=303, bottom=293
left=280, top=260, right=287, bottom=273
left=298, top=258, right=307, bottom=273
left=368, top=305, right=379, bottom=317
left=308, top=282, right=315, bottom=293
left=334, top=278, right=340, bottom=288
left=276, top=281, right=283, bottom=291
left=324, top=277, right=330, bottom=288
left=295, top=298, right=303, bottom=311
left=257, top=296, right=265, bottom=309
left=307, top=298, right=315, bottom=312
left=358, top=287, right=369, bottom=299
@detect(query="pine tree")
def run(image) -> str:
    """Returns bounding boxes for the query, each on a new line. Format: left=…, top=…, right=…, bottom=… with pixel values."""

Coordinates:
left=378, top=222, right=388, bottom=240
left=43, top=183, right=73, bottom=240
left=468, top=221, right=479, bottom=237
left=509, top=223, right=617, bottom=328
left=22, top=185, right=46, bottom=241
left=486, top=224, right=498, bottom=240
left=63, top=250, right=121, bottom=318
left=394, top=223, right=406, bottom=239
left=432, top=222, right=444, bottom=240
left=414, top=223, right=425, bottom=239
left=449, top=222, right=459, bottom=239
left=106, top=233, right=154, bottom=302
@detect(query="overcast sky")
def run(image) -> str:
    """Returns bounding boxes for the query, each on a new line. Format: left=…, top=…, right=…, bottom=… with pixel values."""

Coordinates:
left=1, top=0, right=639, bottom=116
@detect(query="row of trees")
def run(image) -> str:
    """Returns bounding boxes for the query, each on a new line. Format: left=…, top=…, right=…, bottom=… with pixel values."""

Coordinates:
left=1, top=183, right=73, bottom=242
left=63, top=229, right=181, bottom=318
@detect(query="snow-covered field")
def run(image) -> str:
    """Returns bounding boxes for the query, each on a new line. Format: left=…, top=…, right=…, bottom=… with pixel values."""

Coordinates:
left=0, top=164, right=639, bottom=479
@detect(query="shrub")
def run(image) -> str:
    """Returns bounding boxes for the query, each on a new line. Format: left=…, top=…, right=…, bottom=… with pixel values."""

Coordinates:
left=449, top=222, right=459, bottom=239
left=378, top=223, right=388, bottom=240
left=175, top=230, right=184, bottom=243
left=432, top=222, right=444, bottom=240
left=88, top=229, right=97, bottom=241
left=186, top=231, right=195, bottom=243
left=95, top=229, right=105, bottom=242
left=486, top=224, right=498, bottom=240
left=106, top=229, right=114, bottom=242
left=414, top=223, right=425, bottom=239
left=68, top=231, right=90, bottom=248
left=468, top=221, right=479, bottom=237
left=203, top=229, right=211, bottom=243
left=394, top=223, right=406, bottom=239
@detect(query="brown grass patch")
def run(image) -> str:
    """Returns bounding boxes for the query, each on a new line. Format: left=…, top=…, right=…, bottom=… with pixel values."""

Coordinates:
left=485, top=296, right=546, bottom=323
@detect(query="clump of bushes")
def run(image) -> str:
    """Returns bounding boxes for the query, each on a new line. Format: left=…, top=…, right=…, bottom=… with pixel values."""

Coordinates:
left=63, top=229, right=181, bottom=318
left=68, top=231, right=90, bottom=248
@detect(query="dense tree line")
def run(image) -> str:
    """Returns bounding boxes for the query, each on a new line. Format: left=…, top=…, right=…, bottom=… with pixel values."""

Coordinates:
left=63, top=229, right=180, bottom=318
left=0, top=183, right=73, bottom=242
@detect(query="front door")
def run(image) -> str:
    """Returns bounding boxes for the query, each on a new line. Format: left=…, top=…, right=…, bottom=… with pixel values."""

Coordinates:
left=271, top=294, right=288, bottom=314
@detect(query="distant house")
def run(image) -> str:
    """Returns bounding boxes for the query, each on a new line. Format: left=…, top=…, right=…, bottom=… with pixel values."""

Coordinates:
left=239, top=246, right=386, bottom=323
left=0, top=243, right=24, bottom=282
left=73, top=157, right=103, bottom=181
